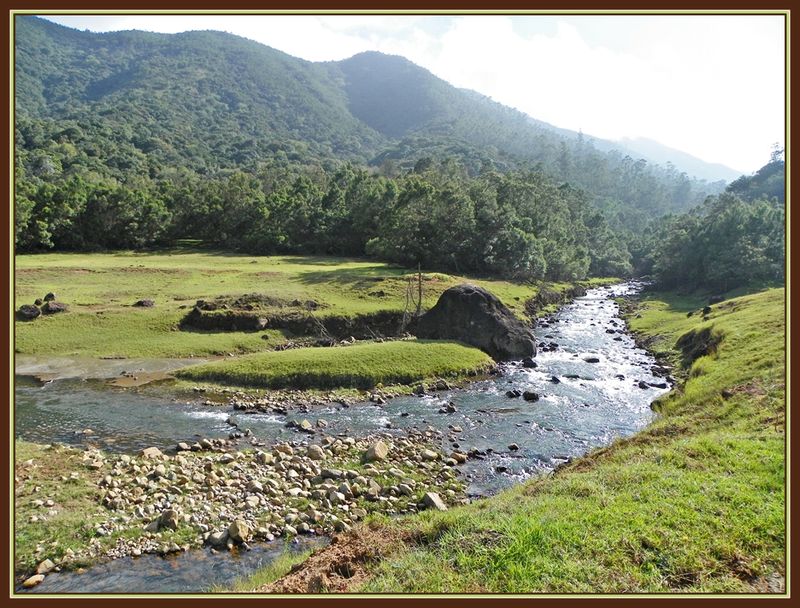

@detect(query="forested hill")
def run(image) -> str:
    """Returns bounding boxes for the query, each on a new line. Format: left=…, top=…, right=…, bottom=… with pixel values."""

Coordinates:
left=16, top=17, right=725, bottom=220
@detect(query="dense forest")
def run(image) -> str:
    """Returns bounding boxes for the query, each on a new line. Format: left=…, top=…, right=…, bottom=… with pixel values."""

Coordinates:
left=14, top=16, right=785, bottom=290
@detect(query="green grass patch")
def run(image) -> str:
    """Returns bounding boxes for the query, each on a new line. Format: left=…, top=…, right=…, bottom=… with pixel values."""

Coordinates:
left=15, top=249, right=593, bottom=359
left=14, top=442, right=142, bottom=574
left=176, top=339, right=493, bottom=390
left=312, top=287, right=785, bottom=593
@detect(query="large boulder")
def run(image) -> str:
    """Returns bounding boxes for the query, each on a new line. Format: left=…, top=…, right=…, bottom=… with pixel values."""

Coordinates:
left=415, top=284, right=536, bottom=361
left=40, top=301, right=68, bottom=315
left=17, top=304, right=40, bottom=321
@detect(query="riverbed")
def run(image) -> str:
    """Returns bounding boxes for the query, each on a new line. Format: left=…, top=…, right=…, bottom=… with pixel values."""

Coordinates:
left=15, top=281, right=671, bottom=593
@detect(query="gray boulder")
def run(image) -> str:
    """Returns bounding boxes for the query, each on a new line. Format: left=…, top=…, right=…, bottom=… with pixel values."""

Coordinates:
left=415, top=284, right=536, bottom=361
left=17, top=304, right=40, bottom=321
left=40, top=301, right=68, bottom=315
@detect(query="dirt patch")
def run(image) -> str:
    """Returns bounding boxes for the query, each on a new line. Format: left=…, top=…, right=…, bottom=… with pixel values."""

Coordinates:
left=16, top=267, right=100, bottom=276
left=180, top=308, right=268, bottom=332
left=108, top=371, right=175, bottom=387
left=675, top=326, right=724, bottom=368
left=117, top=267, right=189, bottom=275
left=260, top=525, right=408, bottom=593
left=268, top=310, right=410, bottom=340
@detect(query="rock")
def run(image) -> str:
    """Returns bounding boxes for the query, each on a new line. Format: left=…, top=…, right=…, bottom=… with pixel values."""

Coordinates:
left=584, top=357, right=600, bottom=363
left=420, top=449, right=439, bottom=461
left=450, top=451, right=468, bottom=464
left=158, top=509, right=180, bottom=531
left=36, top=559, right=55, bottom=575
left=433, top=379, right=451, bottom=391
left=40, top=301, right=68, bottom=315
left=43, top=292, right=56, bottom=302
left=17, top=304, right=40, bottom=321
left=176, top=442, right=191, bottom=452
left=439, top=402, right=457, bottom=414
left=133, top=299, right=155, bottom=307
left=413, top=383, right=427, bottom=396
left=22, top=574, right=45, bottom=588
left=228, top=520, right=250, bottom=543
left=34, top=298, right=42, bottom=306
left=363, top=440, right=389, bottom=463
left=256, top=451, right=274, bottom=465
left=702, top=306, right=712, bottom=316
left=522, top=391, right=540, bottom=402
left=549, top=376, right=561, bottom=384
left=521, top=357, right=537, bottom=368
left=508, top=443, right=520, bottom=451
left=422, top=492, right=447, bottom=511
left=140, top=447, right=163, bottom=459
left=307, top=445, right=326, bottom=460
left=415, top=284, right=537, bottom=361
left=297, top=419, right=314, bottom=433
left=208, top=530, right=228, bottom=548
left=638, top=380, right=650, bottom=389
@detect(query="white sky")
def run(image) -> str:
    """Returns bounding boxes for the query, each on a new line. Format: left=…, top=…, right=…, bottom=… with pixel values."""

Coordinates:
left=36, top=13, right=786, bottom=174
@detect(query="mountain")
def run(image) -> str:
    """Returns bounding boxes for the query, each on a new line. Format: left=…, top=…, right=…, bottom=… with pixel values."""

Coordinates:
left=15, top=16, right=724, bottom=226
left=615, top=137, right=743, bottom=183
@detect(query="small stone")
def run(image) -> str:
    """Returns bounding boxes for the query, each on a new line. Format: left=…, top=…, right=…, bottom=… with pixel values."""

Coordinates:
left=420, top=449, right=439, bottom=461
left=508, top=443, right=520, bottom=451
left=228, top=520, right=250, bottom=543
left=307, top=445, right=326, bottom=461
left=522, top=391, right=540, bottom=402
left=422, top=492, right=447, bottom=511
left=158, top=509, right=180, bottom=531
left=363, top=440, right=389, bottom=463
left=36, top=559, right=55, bottom=575
left=140, top=447, right=163, bottom=459
left=22, top=574, right=45, bottom=588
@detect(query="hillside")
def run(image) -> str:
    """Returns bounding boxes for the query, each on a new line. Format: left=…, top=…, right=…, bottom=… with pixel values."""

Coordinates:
left=15, top=16, right=723, bottom=226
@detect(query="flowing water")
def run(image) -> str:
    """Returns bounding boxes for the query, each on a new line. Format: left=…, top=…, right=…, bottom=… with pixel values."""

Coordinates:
left=15, top=281, right=670, bottom=593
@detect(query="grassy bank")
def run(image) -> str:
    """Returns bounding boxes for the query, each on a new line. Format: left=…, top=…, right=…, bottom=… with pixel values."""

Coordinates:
left=15, top=249, right=607, bottom=360
left=175, top=339, right=493, bottom=390
left=244, top=287, right=785, bottom=594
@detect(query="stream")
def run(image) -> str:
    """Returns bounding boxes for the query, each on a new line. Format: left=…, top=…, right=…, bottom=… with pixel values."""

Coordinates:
left=15, top=281, right=670, bottom=593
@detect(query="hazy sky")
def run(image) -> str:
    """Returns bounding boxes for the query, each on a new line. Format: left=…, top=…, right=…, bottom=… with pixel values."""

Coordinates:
left=38, top=13, right=786, bottom=174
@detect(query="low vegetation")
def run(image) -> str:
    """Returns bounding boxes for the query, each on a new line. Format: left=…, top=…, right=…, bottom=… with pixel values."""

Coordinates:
left=176, top=339, right=493, bottom=390
left=245, top=287, right=785, bottom=593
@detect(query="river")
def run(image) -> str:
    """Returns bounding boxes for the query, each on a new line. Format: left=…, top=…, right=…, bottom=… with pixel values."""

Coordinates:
left=15, top=281, right=670, bottom=593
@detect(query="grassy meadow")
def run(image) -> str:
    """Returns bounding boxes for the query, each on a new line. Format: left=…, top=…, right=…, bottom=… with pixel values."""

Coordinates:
left=236, top=286, right=785, bottom=593
left=14, top=248, right=561, bottom=360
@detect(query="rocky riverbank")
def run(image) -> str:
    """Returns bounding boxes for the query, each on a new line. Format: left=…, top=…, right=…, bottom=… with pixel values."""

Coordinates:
left=15, top=430, right=466, bottom=588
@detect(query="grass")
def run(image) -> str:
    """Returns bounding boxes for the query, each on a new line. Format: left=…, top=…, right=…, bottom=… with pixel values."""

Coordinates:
left=215, top=547, right=316, bottom=593
left=14, top=248, right=603, bottom=360
left=248, top=286, right=785, bottom=593
left=175, top=339, right=494, bottom=390
left=14, top=442, right=110, bottom=574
